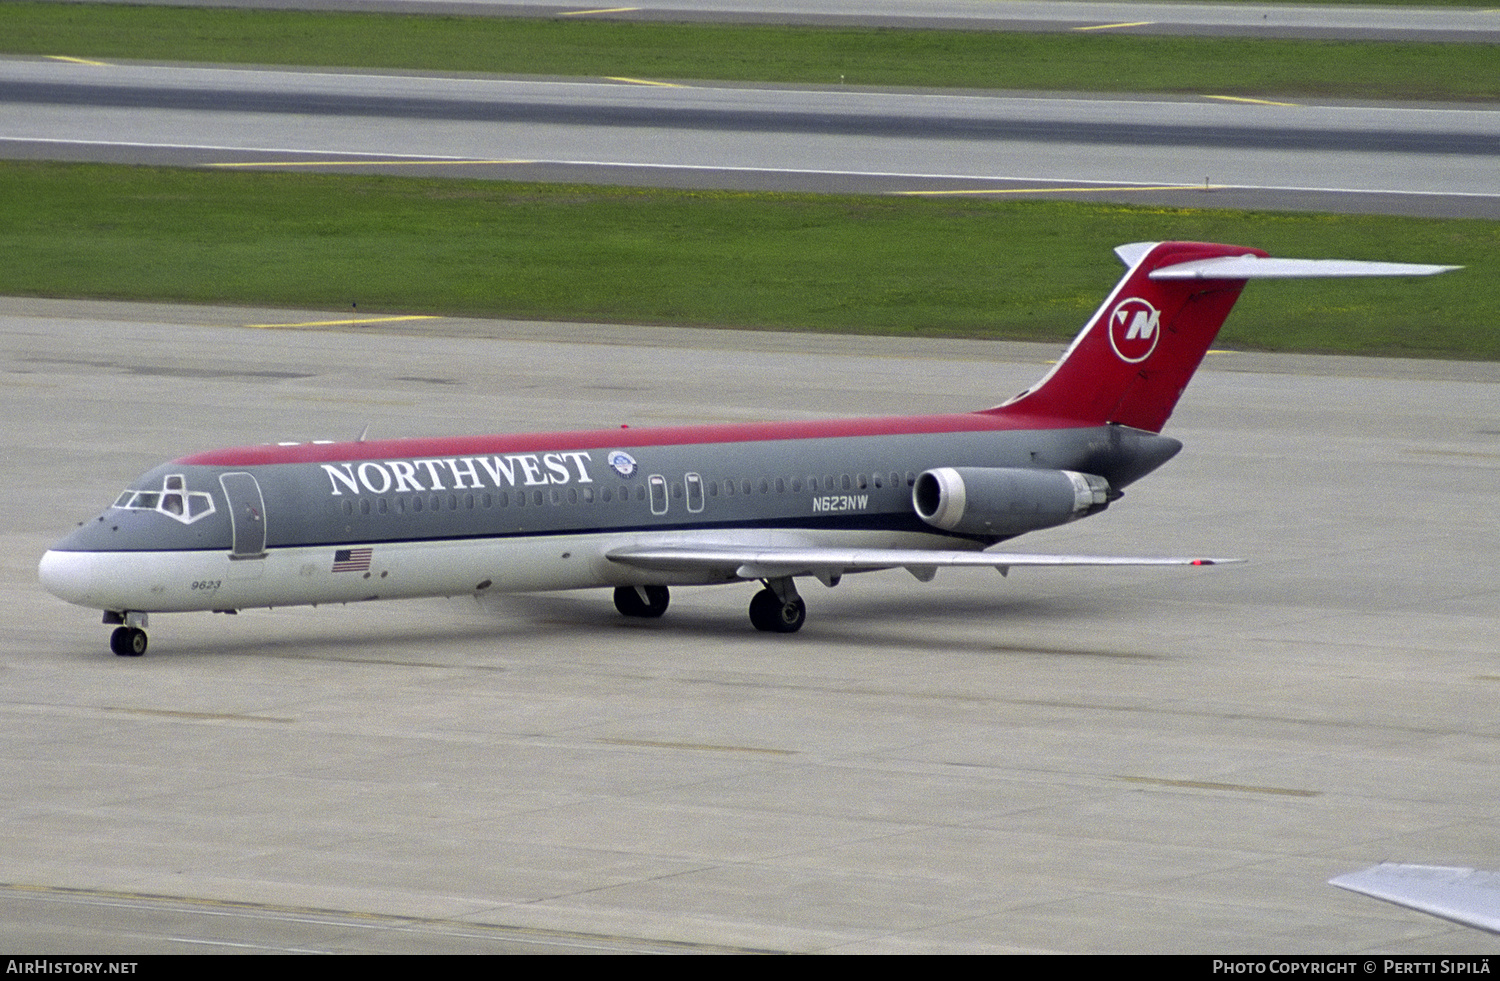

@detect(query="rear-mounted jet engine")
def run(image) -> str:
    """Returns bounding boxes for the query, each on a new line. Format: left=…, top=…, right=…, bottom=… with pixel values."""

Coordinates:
left=913, top=467, right=1112, bottom=538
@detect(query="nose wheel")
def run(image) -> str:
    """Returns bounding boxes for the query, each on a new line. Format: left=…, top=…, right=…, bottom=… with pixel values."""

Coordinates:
left=110, top=626, right=148, bottom=657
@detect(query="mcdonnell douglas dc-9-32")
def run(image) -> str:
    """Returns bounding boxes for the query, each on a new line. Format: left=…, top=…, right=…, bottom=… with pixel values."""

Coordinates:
left=39, top=241, right=1457, bottom=656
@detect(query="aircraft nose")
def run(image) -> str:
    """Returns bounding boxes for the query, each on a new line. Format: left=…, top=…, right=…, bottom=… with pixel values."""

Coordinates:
left=39, top=550, right=96, bottom=606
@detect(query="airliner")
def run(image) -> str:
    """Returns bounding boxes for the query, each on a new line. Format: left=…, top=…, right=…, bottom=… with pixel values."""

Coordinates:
left=38, top=241, right=1456, bottom=656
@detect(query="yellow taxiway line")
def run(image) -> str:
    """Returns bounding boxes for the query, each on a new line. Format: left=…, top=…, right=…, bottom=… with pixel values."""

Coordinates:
left=1204, top=95, right=1302, bottom=107
left=893, top=184, right=1212, bottom=196
left=208, top=159, right=534, bottom=169
left=1073, top=21, right=1155, bottom=31
left=244, top=316, right=439, bottom=329
left=606, top=77, right=686, bottom=87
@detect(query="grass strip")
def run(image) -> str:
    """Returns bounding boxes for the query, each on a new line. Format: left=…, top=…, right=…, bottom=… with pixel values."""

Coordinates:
left=3, top=161, right=1494, bottom=359
left=4, top=3, right=1497, bottom=102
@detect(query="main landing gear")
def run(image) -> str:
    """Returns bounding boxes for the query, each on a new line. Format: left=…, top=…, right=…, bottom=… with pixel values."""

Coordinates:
left=613, top=579, right=808, bottom=633
left=748, top=579, right=805, bottom=633
left=104, top=611, right=148, bottom=657
left=614, top=585, right=670, bottom=618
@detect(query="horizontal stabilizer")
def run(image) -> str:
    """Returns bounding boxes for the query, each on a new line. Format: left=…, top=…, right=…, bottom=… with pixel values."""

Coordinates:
left=1330, top=863, right=1500, bottom=934
left=607, top=544, right=1241, bottom=582
left=1151, top=255, right=1462, bottom=280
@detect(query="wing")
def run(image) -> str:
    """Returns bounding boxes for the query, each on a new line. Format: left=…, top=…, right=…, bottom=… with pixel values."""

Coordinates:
left=606, top=544, right=1240, bottom=586
left=1330, top=864, right=1500, bottom=934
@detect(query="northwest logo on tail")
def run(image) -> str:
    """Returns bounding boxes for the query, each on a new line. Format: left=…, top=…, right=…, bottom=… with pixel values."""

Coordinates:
left=1108, top=297, right=1161, bottom=363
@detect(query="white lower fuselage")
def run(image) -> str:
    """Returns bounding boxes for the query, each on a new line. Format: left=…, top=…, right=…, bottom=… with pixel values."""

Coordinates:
left=39, top=527, right=960, bottom=615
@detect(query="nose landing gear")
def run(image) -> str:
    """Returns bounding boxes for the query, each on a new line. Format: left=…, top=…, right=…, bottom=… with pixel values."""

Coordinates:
left=104, top=611, right=149, bottom=657
left=110, top=626, right=148, bottom=657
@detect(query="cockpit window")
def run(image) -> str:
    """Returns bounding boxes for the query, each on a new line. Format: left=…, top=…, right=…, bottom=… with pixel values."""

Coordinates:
left=185, top=493, right=213, bottom=519
left=112, top=474, right=217, bottom=525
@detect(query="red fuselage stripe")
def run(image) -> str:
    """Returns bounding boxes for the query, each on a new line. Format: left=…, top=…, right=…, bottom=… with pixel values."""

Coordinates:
left=176, top=410, right=1079, bottom=467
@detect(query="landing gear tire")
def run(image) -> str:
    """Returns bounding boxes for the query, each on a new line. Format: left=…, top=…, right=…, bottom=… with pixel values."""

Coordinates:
left=110, top=626, right=147, bottom=657
left=749, top=588, right=806, bottom=634
left=614, top=585, right=670, bottom=619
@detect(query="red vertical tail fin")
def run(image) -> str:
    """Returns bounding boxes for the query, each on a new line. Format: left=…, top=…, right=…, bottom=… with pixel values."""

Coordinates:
left=992, top=241, right=1266, bottom=433
left=991, top=241, right=1459, bottom=433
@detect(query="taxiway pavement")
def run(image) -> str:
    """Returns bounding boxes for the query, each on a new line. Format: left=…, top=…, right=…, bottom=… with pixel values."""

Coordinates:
left=3, top=298, right=1498, bottom=952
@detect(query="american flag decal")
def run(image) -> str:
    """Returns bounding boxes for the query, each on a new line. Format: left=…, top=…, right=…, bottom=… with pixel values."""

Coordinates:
left=332, top=547, right=373, bottom=573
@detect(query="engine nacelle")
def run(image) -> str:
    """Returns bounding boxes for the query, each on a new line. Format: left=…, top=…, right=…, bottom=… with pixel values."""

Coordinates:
left=912, top=467, right=1112, bottom=537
